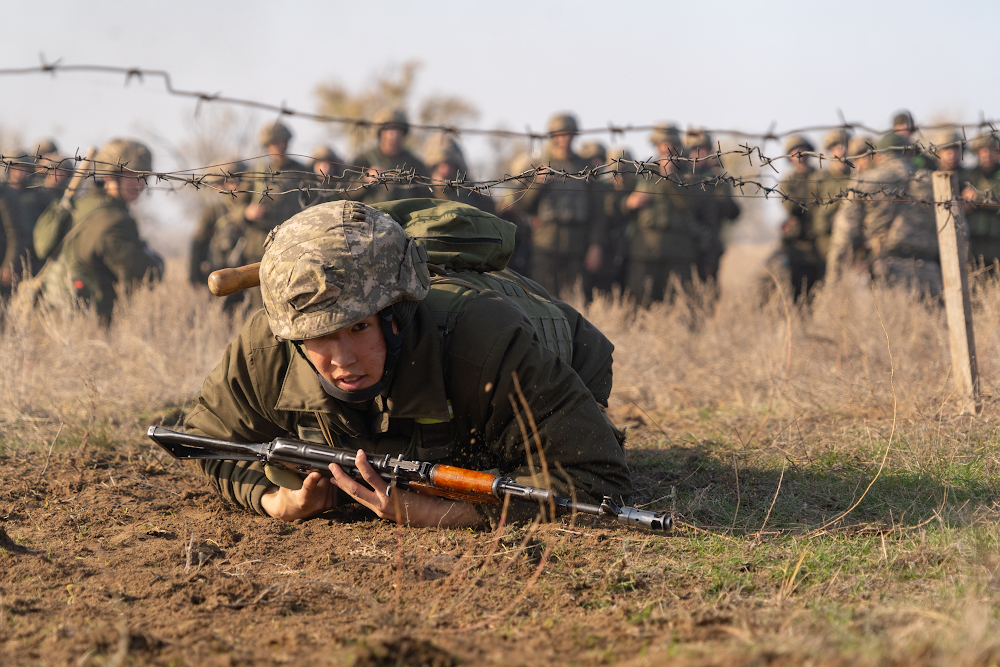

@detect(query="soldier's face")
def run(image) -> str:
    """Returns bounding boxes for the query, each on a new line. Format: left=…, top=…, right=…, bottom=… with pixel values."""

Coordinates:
left=551, top=132, right=574, bottom=153
left=112, top=177, right=147, bottom=203
left=266, top=142, right=288, bottom=163
left=380, top=128, right=405, bottom=155
left=301, top=313, right=389, bottom=394
left=432, top=161, right=457, bottom=181
left=828, top=143, right=846, bottom=160
left=978, top=147, right=999, bottom=169
left=938, top=147, right=961, bottom=171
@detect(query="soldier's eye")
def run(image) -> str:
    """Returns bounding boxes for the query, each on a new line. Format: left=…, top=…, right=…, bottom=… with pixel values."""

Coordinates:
left=354, top=323, right=369, bottom=332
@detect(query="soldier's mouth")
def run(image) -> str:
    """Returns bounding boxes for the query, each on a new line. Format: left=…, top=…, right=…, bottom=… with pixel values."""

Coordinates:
left=333, top=375, right=368, bottom=390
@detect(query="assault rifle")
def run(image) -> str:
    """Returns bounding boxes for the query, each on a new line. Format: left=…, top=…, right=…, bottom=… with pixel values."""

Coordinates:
left=147, top=426, right=671, bottom=531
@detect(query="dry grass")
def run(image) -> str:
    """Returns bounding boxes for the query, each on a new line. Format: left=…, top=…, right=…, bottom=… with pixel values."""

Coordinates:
left=4, top=249, right=1000, bottom=665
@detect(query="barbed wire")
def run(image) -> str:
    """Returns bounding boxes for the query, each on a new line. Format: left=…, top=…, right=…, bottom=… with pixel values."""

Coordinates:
left=4, top=143, right=998, bottom=211
left=5, top=58, right=1000, bottom=144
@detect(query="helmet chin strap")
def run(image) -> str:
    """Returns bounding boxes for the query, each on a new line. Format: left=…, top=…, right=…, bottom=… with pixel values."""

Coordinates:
left=296, top=308, right=404, bottom=404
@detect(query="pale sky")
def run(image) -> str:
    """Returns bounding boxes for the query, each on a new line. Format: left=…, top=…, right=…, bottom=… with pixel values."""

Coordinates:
left=2, top=0, right=995, bottom=250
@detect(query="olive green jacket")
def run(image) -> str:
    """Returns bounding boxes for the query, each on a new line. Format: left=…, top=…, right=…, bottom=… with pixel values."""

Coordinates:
left=628, top=174, right=698, bottom=262
left=780, top=167, right=823, bottom=265
left=185, top=291, right=632, bottom=520
left=515, top=152, right=607, bottom=256
left=961, top=165, right=1000, bottom=264
left=42, top=190, right=161, bottom=322
left=811, top=166, right=853, bottom=261
left=238, top=157, right=311, bottom=264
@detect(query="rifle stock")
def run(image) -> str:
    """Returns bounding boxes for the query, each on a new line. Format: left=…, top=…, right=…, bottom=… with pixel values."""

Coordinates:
left=147, top=426, right=671, bottom=531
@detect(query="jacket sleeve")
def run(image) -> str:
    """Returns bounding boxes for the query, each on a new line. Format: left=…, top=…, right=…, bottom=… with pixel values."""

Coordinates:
left=447, top=292, right=632, bottom=523
left=95, top=213, right=161, bottom=285
left=184, top=312, right=293, bottom=515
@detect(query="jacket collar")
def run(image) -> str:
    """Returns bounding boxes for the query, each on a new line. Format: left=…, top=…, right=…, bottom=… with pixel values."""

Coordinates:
left=273, top=302, right=451, bottom=422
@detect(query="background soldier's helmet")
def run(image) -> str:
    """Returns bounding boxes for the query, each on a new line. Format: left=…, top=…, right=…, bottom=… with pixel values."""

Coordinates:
left=35, top=138, right=59, bottom=156
left=576, top=141, right=607, bottom=162
left=422, top=134, right=468, bottom=173
left=95, top=138, right=153, bottom=174
left=310, top=146, right=343, bottom=164
left=931, top=129, right=964, bottom=150
left=259, top=122, right=293, bottom=147
left=971, top=131, right=1000, bottom=151
left=650, top=123, right=681, bottom=147
left=783, top=135, right=815, bottom=154
left=822, top=129, right=852, bottom=150
left=876, top=132, right=909, bottom=153
left=260, top=200, right=430, bottom=341
left=848, top=135, right=876, bottom=156
left=547, top=113, right=579, bottom=136
left=373, top=108, right=410, bottom=135
left=682, top=128, right=712, bottom=150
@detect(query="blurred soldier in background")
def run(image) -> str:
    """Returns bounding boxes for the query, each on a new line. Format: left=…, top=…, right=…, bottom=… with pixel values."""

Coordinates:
left=0, top=163, right=29, bottom=296
left=683, top=128, right=740, bottom=284
left=513, top=113, right=605, bottom=298
left=189, top=162, right=246, bottom=287
left=892, top=109, right=937, bottom=171
left=496, top=152, right=535, bottom=277
left=777, top=134, right=824, bottom=300
left=592, top=146, right=636, bottom=294
left=41, top=139, right=163, bottom=325
left=311, top=146, right=344, bottom=181
left=827, top=132, right=941, bottom=294
left=848, top=135, right=876, bottom=175
left=241, top=123, right=310, bottom=267
left=623, top=123, right=698, bottom=306
left=960, top=131, right=1000, bottom=269
left=423, top=133, right=495, bottom=213
left=811, top=130, right=853, bottom=267
left=577, top=141, right=607, bottom=170
left=350, top=109, right=429, bottom=204
left=933, top=129, right=963, bottom=172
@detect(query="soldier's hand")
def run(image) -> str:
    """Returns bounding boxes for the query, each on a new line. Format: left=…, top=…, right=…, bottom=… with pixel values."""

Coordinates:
left=260, top=471, right=338, bottom=522
left=0, top=266, right=11, bottom=287
left=625, top=191, right=651, bottom=211
left=329, top=449, right=482, bottom=528
left=585, top=243, right=603, bottom=273
left=245, top=202, right=265, bottom=221
left=961, top=186, right=978, bottom=203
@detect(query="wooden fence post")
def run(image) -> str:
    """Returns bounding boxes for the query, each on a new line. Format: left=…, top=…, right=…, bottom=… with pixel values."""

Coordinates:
left=932, top=171, right=980, bottom=415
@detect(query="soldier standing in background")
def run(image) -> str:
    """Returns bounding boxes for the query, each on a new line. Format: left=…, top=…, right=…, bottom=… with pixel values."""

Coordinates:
left=513, top=113, right=605, bottom=298
left=811, top=130, right=853, bottom=269
left=311, top=146, right=345, bottom=181
left=594, top=147, right=637, bottom=294
left=189, top=163, right=246, bottom=287
left=423, top=134, right=495, bottom=213
left=683, top=128, right=740, bottom=284
left=892, top=110, right=937, bottom=171
left=350, top=109, right=429, bottom=204
left=848, top=135, right=876, bottom=175
left=496, top=152, right=535, bottom=277
left=778, top=135, right=824, bottom=300
left=41, top=139, right=163, bottom=325
left=961, top=132, right=1000, bottom=269
left=0, top=169, right=29, bottom=296
left=2, top=153, right=40, bottom=285
left=623, top=124, right=698, bottom=306
left=827, top=133, right=941, bottom=295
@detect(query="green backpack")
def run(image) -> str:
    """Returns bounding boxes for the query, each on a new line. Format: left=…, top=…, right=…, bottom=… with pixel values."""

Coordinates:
left=372, top=199, right=574, bottom=365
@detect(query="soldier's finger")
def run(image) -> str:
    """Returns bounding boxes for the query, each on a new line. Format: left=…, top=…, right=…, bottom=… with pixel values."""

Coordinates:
left=353, top=449, right=390, bottom=499
left=329, top=463, right=378, bottom=506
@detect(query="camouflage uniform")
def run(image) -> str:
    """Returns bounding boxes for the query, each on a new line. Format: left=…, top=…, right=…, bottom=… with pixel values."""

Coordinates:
left=778, top=135, right=824, bottom=300
left=626, top=124, right=698, bottom=305
left=184, top=200, right=631, bottom=521
left=496, top=153, right=535, bottom=277
left=349, top=109, right=430, bottom=205
left=961, top=133, right=1000, bottom=268
left=423, top=134, right=496, bottom=214
left=514, top=114, right=606, bottom=297
left=683, top=129, right=740, bottom=282
left=589, top=147, right=635, bottom=293
left=41, top=140, right=163, bottom=323
left=828, top=133, right=942, bottom=294
left=811, top=130, right=854, bottom=264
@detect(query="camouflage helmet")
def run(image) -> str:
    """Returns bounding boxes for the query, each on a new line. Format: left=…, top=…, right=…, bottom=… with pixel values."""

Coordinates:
left=95, top=138, right=153, bottom=174
left=848, top=135, right=875, bottom=156
left=822, top=129, right=852, bottom=150
left=260, top=200, right=430, bottom=341
left=547, top=113, right=579, bottom=135
left=931, top=129, right=963, bottom=149
left=311, top=145, right=343, bottom=164
left=650, top=123, right=681, bottom=147
left=683, top=128, right=712, bottom=150
left=876, top=132, right=909, bottom=153
left=784, top=135, right=814, bottom=154
left=576, top=141, right=607, bottom=162
left=35, top=138, right=58, bottom=156
left=971, top=131, right=1000, bottom=151
left=423, top=134, right=468, bottom=173
left=373, top=108, right=410, bottom=135
left=259, top=122, right=293, bottom=147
